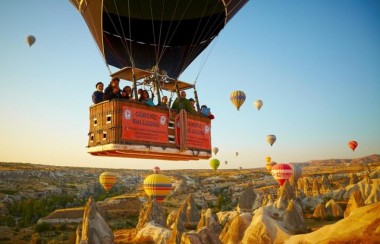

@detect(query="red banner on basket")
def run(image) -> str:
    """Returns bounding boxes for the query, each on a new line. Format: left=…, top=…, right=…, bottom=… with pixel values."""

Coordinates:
left=175, top=117, right=211, bottom=150
left=122, top=107, right=168, bottom=143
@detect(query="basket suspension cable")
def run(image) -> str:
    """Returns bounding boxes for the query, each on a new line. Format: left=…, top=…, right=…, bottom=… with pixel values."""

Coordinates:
left=193, top=36, right=219, bottom=85
left=193, top=85, right=201, bottom=112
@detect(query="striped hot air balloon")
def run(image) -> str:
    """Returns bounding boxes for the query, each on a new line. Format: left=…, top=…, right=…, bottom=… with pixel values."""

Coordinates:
left=271, top=163, right=293, bottom=186
left=99, top=172, right=117, bottom=192
left=26, top=35, right=36, bottom=47
left=143, top=173, right=172, bottom=203
left=266, top=135, right=277, bottom=146
left=230, top=90, right=246, bottom=111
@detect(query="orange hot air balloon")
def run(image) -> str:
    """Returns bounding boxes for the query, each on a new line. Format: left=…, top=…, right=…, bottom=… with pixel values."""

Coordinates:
left=271, top=163, right=293, bottom=186
left=348, top=140, right=358, bottom=151
left=99, top=172, right=117, bottom=192
left=143, top=173, right=172, bottom=203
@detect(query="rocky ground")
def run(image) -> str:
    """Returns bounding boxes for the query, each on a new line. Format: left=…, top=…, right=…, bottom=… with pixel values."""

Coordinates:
left=0, top=154, right=379, bottom=243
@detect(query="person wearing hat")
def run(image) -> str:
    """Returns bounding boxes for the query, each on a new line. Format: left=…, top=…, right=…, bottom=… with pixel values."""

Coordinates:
left=92, top=82, right=104, bottom=104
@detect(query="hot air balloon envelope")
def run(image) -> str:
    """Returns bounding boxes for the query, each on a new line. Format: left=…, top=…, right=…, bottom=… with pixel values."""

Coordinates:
left=266, top=135, right=277, bottom=146
left=254, top=100, right=263, bottom=110
left=152, top=166, right=161, bottom=174
left=271, top=163, right=293, bottom=186
left=99, top=172, right=117, bottom=191
left=212, top=147, right=219, bottom=155
left=230, top=90, right=246, bottom=111
left=289, top=163, right=302, bottom=182
left=265, top=157, right=271, bottom=163
left=26, top=35, right=36, bottom=47
left=143, top=173, right=172, bottom=203
left=209, top=158, right=220, bottom=171
left=348, top=141, right=358, bottom=151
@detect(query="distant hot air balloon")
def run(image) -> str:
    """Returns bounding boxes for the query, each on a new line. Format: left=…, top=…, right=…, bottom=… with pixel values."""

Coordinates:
left=289, top=163, right=302, bottom=182
left=271, top=163, right=293, bottom=186
left=348, top=140, right=358, bottom=151
left=230, top=90, right=246, bottom=111
left=26, top=35, right=36, bottom=47
left=209, top=158, right=220, bottom=171
left=99, top=172, right=117, bottom=192
left=143, top=173, right=172, bottom=203
left=266, top=161, right=277, bottom=172
left=235, top=152, right=239, bottom=157
left=254, top=99, right=263, bottom=110
left=152, top=166, right=161, bottom=174
left=266, top=135, right=276, bottom=146
left=265, top=156, right=271, bottom=163
left=239, top=166, right=243, bottom=170
left=225, top=160, right=228, bottom=165
left=212, top=147, right=219, bottom=155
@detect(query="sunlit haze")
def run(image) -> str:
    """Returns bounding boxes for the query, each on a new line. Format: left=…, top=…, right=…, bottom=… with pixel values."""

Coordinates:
left=0, top=1, right=379, bottom=170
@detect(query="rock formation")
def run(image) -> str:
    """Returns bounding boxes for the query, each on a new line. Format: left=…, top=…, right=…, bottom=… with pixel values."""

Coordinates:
left=274, top=181, right=295, bottom=209
left=312, top=202, right=327, bottom=219
left=321, top=174, right=332, bottom=193
left=236, top=184, right=259, bottom=213
left=219, top=212, right=252, bottom=244
left=197, top=208, right=221, bottom=234
left=325, top=199, right=343, bottom=218
left=136, top=198, right=166, bottom=230
left=344, top=190, right=365, bottom=218
left=349, top=173, right=359, bottom=185
left=312, top=178, right=320, bottom=196
left=76, top=196, right=114, bottom=244
left=282, top=200, right=307, bottom=234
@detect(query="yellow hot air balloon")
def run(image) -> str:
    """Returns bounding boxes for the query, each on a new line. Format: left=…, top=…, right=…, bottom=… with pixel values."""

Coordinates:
left=265, top=156, right=271, bottom=163
left=209, top=158, right=220, bottom=171
left=230, top=90, right=246, bottom=111
left=254, top=99, right=263, bottom=110
left=26, top=35, right=36, bottom=47
left=99, top=172, right=117, bottom=192
left=212, top=147, right=219, bottom=155
left=265, top=161, right=277, bottom=172
left=266, top=135, right=276, bottom=146
left=143, top=173, right=172, bottom=203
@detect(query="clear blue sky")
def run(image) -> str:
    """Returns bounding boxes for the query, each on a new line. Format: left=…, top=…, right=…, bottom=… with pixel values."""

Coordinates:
left=0, top=1, right=379, bottom=170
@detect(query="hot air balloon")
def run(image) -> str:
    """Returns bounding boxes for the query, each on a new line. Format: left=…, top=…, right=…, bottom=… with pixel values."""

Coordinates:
left=235, top=152, right=239, bottom=157
left=265, top=161, right=277, bottom=172
left=225, top=161, right=228, bottom=165
left=348, top=140, right=358, bottom=151
left=70, top=0, right=248, bottom=161
left=209, top=158, right=220, bottom=171
left=143, top=173, right=172, bottom=203
left=266, top=135, right=276, bottom=146
left=271, top=163, right=293, bottom=186
left=289, top=163, right=302, bottom=182
left=254, top=100, right=263, bottom=110
left=26, top=35, right=36, bottom=47
left=212, top=147, right=219, bottom=155
left=152, top=166, right=161, bottom=174
left=230, top=90, right=246, bottom=111
left=265, top=156, right=271, bottom=163
left=99, top=172, right=117, bottom=192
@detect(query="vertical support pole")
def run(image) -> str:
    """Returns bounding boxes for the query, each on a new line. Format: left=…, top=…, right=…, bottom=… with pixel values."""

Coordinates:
left=132, top=69, right=138, bottom=102
left=193, top=85, right=201, bottom=112
left=154, top=72, right=161, bottom=106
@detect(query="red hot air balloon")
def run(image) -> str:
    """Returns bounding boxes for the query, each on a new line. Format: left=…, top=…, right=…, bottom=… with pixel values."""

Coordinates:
left=348, top=141, right=358, bottom=151
left=271, top=163, right=293, bottom=186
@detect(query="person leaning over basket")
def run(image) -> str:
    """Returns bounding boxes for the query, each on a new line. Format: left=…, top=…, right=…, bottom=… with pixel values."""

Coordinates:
left=104, top=77, right=122, bottom=100
left=171, top=90, right=195, bottom=113
left=92, top=82, right=104, bottom=104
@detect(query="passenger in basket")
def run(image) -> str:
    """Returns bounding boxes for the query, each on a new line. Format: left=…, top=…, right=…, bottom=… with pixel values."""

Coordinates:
left=160, top=96, right=169, bottom=108
left=139, top=89, right=154, bottom=106
left=201, top=105, right=215, bottom=119
left=104, top=77, right=122, bottom=100
left=189, top=98, right=197, bottom=112
left=171, top=90, right=195, bottom=113
left=92, top=82, right=104, bottom=104
left=121, top=85, right=132, bottom=100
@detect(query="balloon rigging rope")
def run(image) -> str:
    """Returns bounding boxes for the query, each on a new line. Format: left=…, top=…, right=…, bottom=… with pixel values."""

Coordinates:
left=179, top=0, right=222, bottom=81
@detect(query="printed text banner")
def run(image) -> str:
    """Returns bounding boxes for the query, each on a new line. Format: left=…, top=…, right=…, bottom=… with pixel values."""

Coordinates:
left=186, top=118, right=211, bottom=150
left=122, top=107, right=168, bottom=143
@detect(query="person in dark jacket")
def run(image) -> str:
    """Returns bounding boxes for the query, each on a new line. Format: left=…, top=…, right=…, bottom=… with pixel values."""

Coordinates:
left=92, top=82, right=104, bottom=104
left=104, top=77, right=122, bottom=100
